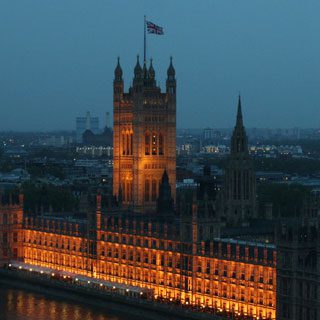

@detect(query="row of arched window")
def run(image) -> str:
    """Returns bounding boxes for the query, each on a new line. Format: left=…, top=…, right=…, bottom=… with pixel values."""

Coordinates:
left=120, top=131, right=164, bottom=156
left=145, top=132, right=164, bottom=155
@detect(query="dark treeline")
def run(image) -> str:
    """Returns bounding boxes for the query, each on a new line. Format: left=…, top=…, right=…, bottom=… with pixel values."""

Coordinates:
left=203, top=157, right=320, bottom=176
left=257, top=183, right=310, bottom=218
left=22, top=183, right=78, bottom=213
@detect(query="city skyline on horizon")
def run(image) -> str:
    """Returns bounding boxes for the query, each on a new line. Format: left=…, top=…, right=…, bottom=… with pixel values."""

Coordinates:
left=1, top=1, right=320, bottom=131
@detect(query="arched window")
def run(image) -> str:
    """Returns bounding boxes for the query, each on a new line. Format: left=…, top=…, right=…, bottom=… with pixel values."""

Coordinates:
left=152, top=133, right=157, bottom=155
left=126, top=180, right=132, bottom=202
left=151, top=180, right=157, bottom=201
left=145, top=133, right=150, bottom=155
left=126, top=131, right=130, bottom=155
left=159, top=133, right=164, bottom=155
left=130, top=131, right=133, bottom=155
left=145, top=180, right=150, bottom=202
left=122, top=131, right=126, bottom=155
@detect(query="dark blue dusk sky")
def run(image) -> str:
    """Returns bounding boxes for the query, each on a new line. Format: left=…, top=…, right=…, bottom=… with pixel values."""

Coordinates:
left=1, top=1, right=319, bottom=131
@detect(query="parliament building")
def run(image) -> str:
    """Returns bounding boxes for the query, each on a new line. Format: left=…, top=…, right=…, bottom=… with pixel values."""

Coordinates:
left=0, top=58, right=282, bottom=319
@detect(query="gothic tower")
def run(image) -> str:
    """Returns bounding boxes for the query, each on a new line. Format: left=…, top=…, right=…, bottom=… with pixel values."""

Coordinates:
left=223, top=96, right=256, bottom=225
left=113, top=56, right=176, bottom=213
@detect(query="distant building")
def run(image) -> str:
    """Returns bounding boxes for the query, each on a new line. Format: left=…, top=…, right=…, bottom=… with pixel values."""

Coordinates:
left=202, top=144, right=229, bottom=155
left=82, top=127, right=113, bottom=146
left=202, top=128, right=222, bottom=143
left=0, top=168, right=30, bottom=183
left=76, top=111, right=99, bottom=143
left=203, top=127, right=215, bottom=140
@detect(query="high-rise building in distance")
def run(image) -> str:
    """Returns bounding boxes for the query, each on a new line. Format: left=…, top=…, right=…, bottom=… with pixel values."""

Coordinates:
left=76, top=111, right=99, bottom=143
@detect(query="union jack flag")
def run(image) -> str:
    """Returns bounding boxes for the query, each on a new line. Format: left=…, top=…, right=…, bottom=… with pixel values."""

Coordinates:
left=146, top=21, right=164, bottom=35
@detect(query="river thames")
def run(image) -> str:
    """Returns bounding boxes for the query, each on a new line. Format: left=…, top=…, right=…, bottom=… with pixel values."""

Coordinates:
left=0, top=284, right=140, bottom=320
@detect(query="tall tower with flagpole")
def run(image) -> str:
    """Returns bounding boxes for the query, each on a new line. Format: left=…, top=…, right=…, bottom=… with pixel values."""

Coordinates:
left=113, top=20, right=175, bottom=213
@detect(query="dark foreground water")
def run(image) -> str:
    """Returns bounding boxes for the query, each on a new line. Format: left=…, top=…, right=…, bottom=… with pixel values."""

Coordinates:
left=0, top=284, right=139, bottom=320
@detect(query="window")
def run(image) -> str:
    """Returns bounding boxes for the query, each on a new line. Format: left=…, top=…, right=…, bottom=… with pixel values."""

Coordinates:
left=159, top=133, right=164, bottom=155
left=122, top=131, right=126, bottom=155
left=145, top=133, right=150, bottom=155
left=145, top=180, right=150, bottom=202
left=125, top=180, right=132, bottom=202
left=152, top=180, right=157, bottom=201
left=129, top=131, right=133, bottom=155
left=152, top=133, right=157, bottom=155
left=122, top=130, right=133, bottom=155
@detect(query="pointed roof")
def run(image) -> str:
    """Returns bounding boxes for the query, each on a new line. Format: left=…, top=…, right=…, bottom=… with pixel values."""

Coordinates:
left=148, top=58, right=155, bottom=79
left=134, top=55, right=142, bottom=76
left=236, top=94, right=243, bottom=128
left=161, top=169, right=169, bottom=184
left=167, top=56, right=175, bottom=77
left=142, top=60, right=148, bottom=79
left=231, top=94, right=248, bottom=155
left=157, top=169, right=174, bottom=214
left=114, top=57, right=122, bottom=80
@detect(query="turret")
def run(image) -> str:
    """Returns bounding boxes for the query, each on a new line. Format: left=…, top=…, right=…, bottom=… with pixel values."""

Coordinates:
left=142, top=61, right=148, bottom=79
left=148, top=58, right=155, bottom=80
left=166, top=57, right=176, bottom=95
left=134, top=55, right=142, bottom=79
left=147, top=58, right=156, bottom=87
left=114, top=57, right=123, bottom=82
left=114, top=57, right=123, bottom=101
left=133, top=55, right=143, bottom=92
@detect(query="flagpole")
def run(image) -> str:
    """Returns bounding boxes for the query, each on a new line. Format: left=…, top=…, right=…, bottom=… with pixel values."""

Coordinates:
left=144, top=15, right=146, bottom=63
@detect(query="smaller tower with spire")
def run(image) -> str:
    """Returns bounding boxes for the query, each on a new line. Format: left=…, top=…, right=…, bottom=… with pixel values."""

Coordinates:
left=222, top=96, right=257, bottom=226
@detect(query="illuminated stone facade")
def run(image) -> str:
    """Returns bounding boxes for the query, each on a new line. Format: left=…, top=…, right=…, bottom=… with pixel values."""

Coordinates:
left=11, top=194, right=275, bottom=320
left=113, top=57, right=176, bottom=213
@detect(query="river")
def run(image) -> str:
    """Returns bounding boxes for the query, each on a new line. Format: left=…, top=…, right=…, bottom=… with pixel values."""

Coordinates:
left=0, top=284, right=140, bottom=320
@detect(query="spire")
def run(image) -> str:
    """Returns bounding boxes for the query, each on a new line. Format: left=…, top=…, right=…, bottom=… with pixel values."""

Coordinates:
left=157, top=169, right=174, bottom=214
left=236, top=94, right=243, bottom=127
left=167, top=56, right=175, bottom=78
left=161, top=169, right=169, bottom=184
left=148, top=58, right=155, bottom=79
left=231, top=95, right=248, bottom=155
left=142, top=60, right=148, bottom=79
left=134, top=55, right=142, bottom=78
left=166, top=56, right=176, bottom=95
left=114, top=56, right=123, bottom=81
